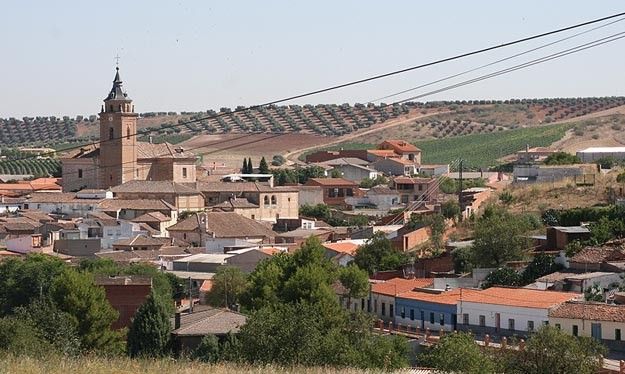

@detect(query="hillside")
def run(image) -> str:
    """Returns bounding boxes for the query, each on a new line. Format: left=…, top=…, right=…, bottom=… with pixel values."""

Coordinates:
left=3, top=97, right=625, bottom=149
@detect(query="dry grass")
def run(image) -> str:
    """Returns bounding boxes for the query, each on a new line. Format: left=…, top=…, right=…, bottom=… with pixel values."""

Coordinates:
left=0, top=354, right=393, bottom=374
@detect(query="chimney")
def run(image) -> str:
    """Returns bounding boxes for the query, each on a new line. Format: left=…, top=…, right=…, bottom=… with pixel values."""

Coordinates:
left=174, top=312, right=181, bottom=329
left=149, top=136, right=153, bottom=144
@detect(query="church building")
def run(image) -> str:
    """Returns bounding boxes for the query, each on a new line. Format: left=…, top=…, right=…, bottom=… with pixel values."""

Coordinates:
left=62, top=68, right=197, bottom=192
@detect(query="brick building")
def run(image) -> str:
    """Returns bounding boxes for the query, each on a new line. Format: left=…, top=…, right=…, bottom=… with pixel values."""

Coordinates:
left=95, top=275, right=152, bottom=330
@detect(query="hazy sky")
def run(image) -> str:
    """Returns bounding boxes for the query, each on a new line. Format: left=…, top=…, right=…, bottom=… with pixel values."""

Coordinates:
left=3, top=1, right=625, bottom=117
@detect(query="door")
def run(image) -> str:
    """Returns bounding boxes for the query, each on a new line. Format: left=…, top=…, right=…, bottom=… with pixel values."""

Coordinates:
left=591, top=323, right=602, bottom=341
left=420, top=311, right=425, bottom=330
left=495, top=313, right=500, bottom=331
left=452, top=314, right=457, bottom=331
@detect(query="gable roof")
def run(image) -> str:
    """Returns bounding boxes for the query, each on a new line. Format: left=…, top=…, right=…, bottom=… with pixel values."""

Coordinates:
left=367, top=149, right=398, bottom=158
left=460, top=287, right=580, bottom=309
left=131, top=211, right=171, bottom=223
left=136, top=142, right=197, bottom=160
left=570, top=240, right=625, bottom=264
left=549, top=301, right=625, bottom=322
left=305, top=178, right=357, bottom=187
left=111, top=180, right=200, bottom=195
left=322, top=242, right=359, bottom=256
left=98, top=198, right=176, bottom=212
left=112, top=234, right=170, bottom=247
left=371, top=278, right=435, bottom=296
left=393, top=176, right=434, bottom=185
left=397, top=288, right=482, bottom=306
left=167, top=212, right=276, bottom=239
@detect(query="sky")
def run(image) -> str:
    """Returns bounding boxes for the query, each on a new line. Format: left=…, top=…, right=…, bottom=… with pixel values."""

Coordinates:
left=3, top=1, right=625, bottom=117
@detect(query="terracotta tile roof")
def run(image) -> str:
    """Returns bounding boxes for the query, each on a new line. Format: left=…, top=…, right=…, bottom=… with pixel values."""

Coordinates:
left=98, top=198, right=176, bottom=211
left=305, top=178, right=357, bottom=187
left=393, top=176, right=434, bottom=185
left=371, top=278, right=435, bottom=296
left=367, top=149, right=397, bottom=157
left=379, top=140, right=421, bottom=153
left=171, top=308, right=247, bottom=336
left=374, top=157, right=415, bottom=166
left=212, top=199, right=259, bottom=209
left=194, top=181, right=298, bottom=193
left=258, top=247, right=284, bottom=256
left=19, top=210, right=54, bottom=223
left=570, top=240, right=625, bottom=264
left=27, top=192, right=102, bottom=204
left=111, top=180, right=201, bottom=195
left=95, top=275, right=152, bottom=286
left=131, top=211, right=171, bottom=223
left=113, top=235, right=168, bottom=247
left=397, top=288, right=482, bottom=305
left=322, top=242, right=359, bottom=256
left=549, top=301, right=625, bottom=322
left=200, top=279, right=213, bottom=292
left=167, top=212, right=276, bottom=239
left=136, top=142, right=196, bottom=159
left=461, top=287, right=580, bottom=309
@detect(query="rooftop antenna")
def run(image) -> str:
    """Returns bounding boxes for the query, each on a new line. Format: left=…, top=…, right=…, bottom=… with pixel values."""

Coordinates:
left=114, top=54, right=121, bottom=68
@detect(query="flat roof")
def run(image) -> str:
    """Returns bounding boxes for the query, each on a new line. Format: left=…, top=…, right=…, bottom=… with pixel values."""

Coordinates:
left=173, top=253, right=233, bottom=264
left=551, top=226, right=590, bottom=234
left=578, top=147, right=625, bottom=153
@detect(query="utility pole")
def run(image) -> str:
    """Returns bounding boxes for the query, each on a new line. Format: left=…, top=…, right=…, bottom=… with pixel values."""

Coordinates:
left=458, top=159, right=464, bottom=222
left=188, top=276, right=193, bottom=313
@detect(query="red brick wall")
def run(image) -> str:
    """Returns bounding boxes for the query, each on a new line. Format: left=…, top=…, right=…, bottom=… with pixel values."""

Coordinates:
left=102, top=284, right=152, bottom=330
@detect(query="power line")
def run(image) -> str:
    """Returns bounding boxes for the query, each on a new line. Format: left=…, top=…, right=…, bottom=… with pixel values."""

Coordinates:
left=14, top=10, right=625, bottom=162
left=372, top=16, right=625, bottom=102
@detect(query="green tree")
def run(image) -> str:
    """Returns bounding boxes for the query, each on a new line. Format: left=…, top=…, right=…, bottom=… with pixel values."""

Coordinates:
left=330, top=169, right=342, bottom=178
left=420, top=332, right=496, bottom=374
left=471, top=208, right=533, bottom=267
left=126, top=290, right=171, bottom=358
left=482, top=267, right=522, bottom=288
left=205, top=266, right=248, bottom=308
left=242, top=158, right=248, bottom=173
left=584, top=283, right=604, bottom=302
left=441, top=199, right=461, bottom=221
left=338, top=264, right=369, bottom=307
left=0, top=317, right=52, bottom=357
left=544, top=152, right=581, bottom=165
left=192, top=334, right=221, bottom=362
left=359, top=175, right=388, bottom=188
left=247, top=157, right=253, bottom=173
left=520, top=253, right=561, bottom=285
left=511, top=326, right=606, bottom=374
left=353, top=232, right=410, bottom=275
left=258, top=156, right=270, bottom=174
left=408, top=213, right=446, bottom=251
left=51, top=268, right=122, bottom=353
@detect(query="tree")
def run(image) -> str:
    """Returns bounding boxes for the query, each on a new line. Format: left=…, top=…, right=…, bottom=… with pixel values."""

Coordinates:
left=482, top=267, right=522, bottom=288
left=338, top=264, right=369, bottom=307
left=126, top=290, right=171, bottom=358
left=242, top=158, right=248, bottom=173
left=521, top=253, right=561, bottom=285
left=471, top=208, right=533, bottom=267
left=544, top=152, right=581, bottom=165
left=0, top=317, right=52, bottom=357
left=511, top=326, right=606, bottom=374
left=51, top=268, right=122, bottom=353
left=205, top=266, right=248, bottom=308
left=258, top=156, right=270, bottom=174
left=192, top=334, right=221, bottom=363
left=247, top=157, right=253, bottom=173
left=359, top=175, right=388, bottom=189
left=584, top=283, right=604, bottom=302
left=441, top=200, right=461, bottom=221
left=354, top=232, right=411, bottom=275
left=419, top=332, right=496, bottom=374
left=408, top=213, right=446, bottom=251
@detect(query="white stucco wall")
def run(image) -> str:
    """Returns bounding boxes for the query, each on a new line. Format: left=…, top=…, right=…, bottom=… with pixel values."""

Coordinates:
left=458, top=302, right=550, bottom=332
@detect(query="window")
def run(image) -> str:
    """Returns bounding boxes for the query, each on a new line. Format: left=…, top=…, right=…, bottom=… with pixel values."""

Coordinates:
left=400, top=307, right=405, bottom=319
left=109, top=127, right=114, bottom=140
left=183, top=233, right=187, bottom=240
left=381, top=302, right=386, bottom=317
left=126, top=126, right=131, bottom=139
left=527, top=320, right=535, bottom=331
left=430, top=312, right=435, bottom=324
left=182, top=167, right=187, bottom=178
left=263, top=196, right=270, bottom=205
left=463, top=314, right=469, bottom=325
left=346, top=189, right=353, bottom=197
left=616, top=329, right=622, bottom=341
left=508, top=319, right=515, bottom=331
left=367, top=299, right=371, bottom=313
left=251, top=214, right=255, bottom=220
left=389, top=304, right=394, bottom=318
left=374, top=300, right=377, bottom=313
left=78, top=169, right=83, bottom=178
left=573, top=325, right=579, bottom=336
left=271, top=195, right=277, bottom=205
left=418, top=184, right=423, bottom=191
left=439, top=313, right=445, bottom=326
left=410, top=309, right=415, bottom=321
left=555, top=323, right=561, bottom=330
left=543, top=321, right=549, bottom=326
left=479, top=315, right=485, bottom=327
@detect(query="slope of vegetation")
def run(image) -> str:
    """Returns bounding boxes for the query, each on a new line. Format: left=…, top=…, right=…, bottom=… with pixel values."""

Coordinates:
left=0, top=158, right=61, bottom=177
left=415, top=123, right=573, bottom=168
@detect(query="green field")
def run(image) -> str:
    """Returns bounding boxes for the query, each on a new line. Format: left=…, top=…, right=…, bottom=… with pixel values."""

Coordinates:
left=414, top=123, right=573, bottom=168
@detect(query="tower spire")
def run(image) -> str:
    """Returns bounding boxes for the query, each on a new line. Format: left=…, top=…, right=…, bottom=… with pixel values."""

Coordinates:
left=105, top=65, right=130, bottom=102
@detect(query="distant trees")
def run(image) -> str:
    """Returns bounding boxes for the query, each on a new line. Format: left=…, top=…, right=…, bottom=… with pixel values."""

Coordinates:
left=258, top=156, right=270, bottom=174
left=126, top=291, right=171, bottom=358
left=359, top=175, right=388, bottom=188
left=204, top=266, right=248, bottom=308
left=353, top=232, right=411, bottom=275
left=544, top=152, right=580, bottom=165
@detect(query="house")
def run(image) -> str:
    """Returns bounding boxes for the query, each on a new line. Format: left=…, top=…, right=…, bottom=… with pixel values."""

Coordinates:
left=389, top=225, right=431, bottom=252
left=172, top=253, right=233, bottom=273
left=378, top=140, right=422, bottom=163
left=97, top=198, right=178, bottom=221
left=577, top=147, right=625, bottom=163
left=25, top=192, right=110, bottom=218
left=316, top=158, right=378, bottom=182
left=167, top=212, right=276, bottom=247
left=322, top=241, right=360, bottom=266
left=196, top=181, right=299, bottom=223
left=111, top=180, right=205, bottom=212
left=0, top=177, right=62, bottom=196
left=568, top=240, right=625, bottom=272
left=367, top=278, right=434, bottom=322
left=418, top=164, right=450, bottom=177
left=0, top=197, right=25, bottom=214
left=5, top=234, right=43, bottom=254
left=346, top=185, right=401, bottom=211
left=457, top=287, right=580, bottom=336
left=297, top=185, right=325, bottom=207
left=171, top=306, right=247, bottom=353
left=96, top=246, right=203, bottom=267
left=532, top=271, right=622, bottom=294
left=372, top=157, right=418, bottom=176
left=112, top=235, right=169, bottom=251
left=274, top=228, right=333, bottom=249
left=131, top=211, right=175, bottom=236
left=549, top=301, right=625, bottom=350
left=304, top=178, right=361, bottom=208
left=305, top=149, right=369, bottom=163
left=95, top=275, right=152, bottom=330
left=513, top=164, right=595, bottom=184
left=225, top=247, right=285, bottom=273
left=392, top=176, right=437, bottom=205
left=395, top=288, right=481, bottom=332
left=517, top=146, right=556, bottom=164
left=546, top=226, right=591, bottom=251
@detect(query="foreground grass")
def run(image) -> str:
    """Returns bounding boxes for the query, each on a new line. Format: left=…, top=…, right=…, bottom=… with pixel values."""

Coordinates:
left=415, top=123, right=573, bottom=168
left=0, top=354, right=392, bottom=374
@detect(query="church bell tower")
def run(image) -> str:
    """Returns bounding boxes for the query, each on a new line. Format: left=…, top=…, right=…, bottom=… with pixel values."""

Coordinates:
left=99, top=67, right=137, bottom=189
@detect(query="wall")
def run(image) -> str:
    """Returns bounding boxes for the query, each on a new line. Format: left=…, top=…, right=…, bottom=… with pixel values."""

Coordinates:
left=226, top=250, right=270, bottom=273
left=6, top=235, right=41, bottom=254
left=54, top=238, right=101, bottom=256
left=27, top=201, right=101, bottom=218
left=458, top=301, right=549, bottom=334
left=371, top=292, right=396, bottom=322
left=298, top=186, right=324, bottom=207
left=62, top=158, right=99, bottom=192
left=257, top=191, right=299, bottom=221
left=395, top=299, right=457, bottom=331
left=176, top=195, right=205, bottom=212
left=392, top=227, right=430, bottom=252
left=333, top=165, right=377, bottom=182
left=102, top=283, right=152, bottom=330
